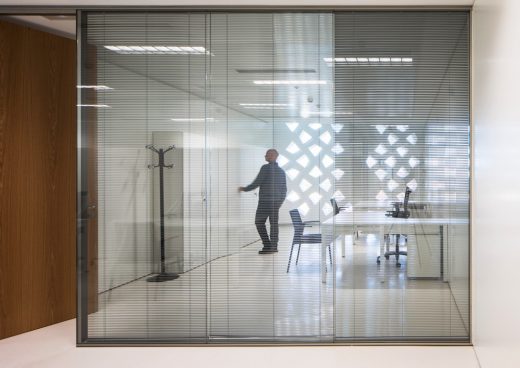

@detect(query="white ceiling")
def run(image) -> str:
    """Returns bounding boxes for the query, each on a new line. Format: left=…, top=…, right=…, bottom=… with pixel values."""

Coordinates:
left=0, top=0, right=474, bottom=7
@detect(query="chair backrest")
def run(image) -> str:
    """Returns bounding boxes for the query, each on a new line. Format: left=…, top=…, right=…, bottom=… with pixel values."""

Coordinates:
left=330, top=198, right=340, bottom=215
left=289, top=209, right=305, bottom=240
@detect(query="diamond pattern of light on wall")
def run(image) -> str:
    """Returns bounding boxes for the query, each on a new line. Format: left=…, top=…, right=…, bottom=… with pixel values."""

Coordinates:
left=375, top=144, right=387, bottom=155
left=375, top=169, right=387, bottom=180
left=286, top=142, right=300, bottom=154
left=278, top=154, right=289, bottom=167
left=387, top=134, right=398, bottom=145
left=396, top=192, right=405, bottom=201
left=320, top=178, right=332, bottom=191
left=322, top=202, right=333, bottom=216
left=309, top=144, right=322, bottom=156
left=299, top=179, right=312, bottom=192
left=376, top=125, right=387, bottom=134
left=309, top=123, right=322, bottom=130
left=287, top=168, right=300, bottom=180
left=396, top=146, right=408, bottom=157
left=407, top=178, right=418, bottom=191
left=331, top=123, right=344, bottom=133
left=331, top=143, right=344, bottom=154
left=287, top=191, right=300, bottom=202
left=387, top=179, right=399, bottom=191
left=296, top=154, right=309, bottom=168
left=397, top=167, right=409, bottom=178
left=309, top=166, right=323, bottom=178
left=309, top=192, right=322, bottom=205
left=396, top=125, right=409, bottom=132
left=286, top=122, right=299, bottom=132
left=299, top=130, right=312, bottom=144
left=298, top=202, right=310, bottom=216
left=366, top=155, right=377, bottom=168
left=333, top=190, right=345, bottom=201
left=407, top=133, right=417, bottom=145
left=322, top=155, right=334, bottom=168
left=409, top=157, right=420, bottom=168
left=332, top=168, right=344, bottom=180
left=385, top=156, right=396, bottom=168
left=376, top=190, right=388, bottom=201
left=320, top=131, right=332, bottom=145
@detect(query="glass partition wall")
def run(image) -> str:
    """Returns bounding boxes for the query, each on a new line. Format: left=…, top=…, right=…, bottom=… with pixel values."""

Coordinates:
left=77, top=10, right=470, bottom=344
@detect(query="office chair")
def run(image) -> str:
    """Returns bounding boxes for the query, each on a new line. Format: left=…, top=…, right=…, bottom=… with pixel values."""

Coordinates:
left=377, top=233, right=407, bottom=267
left=377, top=187, right=411, bottom=267
left=330, top=198, right=342, bottom=215
left=287, top=209, right=332, bottom=273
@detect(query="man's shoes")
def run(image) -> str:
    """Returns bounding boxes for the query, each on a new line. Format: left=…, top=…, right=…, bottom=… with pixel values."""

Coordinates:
left=259, top=247, right=278, bottom=254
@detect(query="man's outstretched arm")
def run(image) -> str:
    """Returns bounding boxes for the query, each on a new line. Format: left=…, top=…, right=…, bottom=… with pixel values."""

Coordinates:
left=239, top=165, right=266, bottom=192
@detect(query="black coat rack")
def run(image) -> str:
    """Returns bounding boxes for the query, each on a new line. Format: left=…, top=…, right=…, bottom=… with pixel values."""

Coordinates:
left=146, top=144, right=180, bottom=282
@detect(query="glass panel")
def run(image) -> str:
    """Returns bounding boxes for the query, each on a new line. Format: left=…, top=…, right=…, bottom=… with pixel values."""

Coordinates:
left=206, top=12, right=334, bottom=342
left=82, top=12, right=208, bottom=342
left=78, top=10, right=469, bottom=344
left=333, top=11, right=470, bottom=342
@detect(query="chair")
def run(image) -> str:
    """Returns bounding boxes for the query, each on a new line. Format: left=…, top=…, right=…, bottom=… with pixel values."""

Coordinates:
left=377, top=187, right=411, bottom=267
left=378, top=233, right=407, bottom=267
left=287, top=209, right=332, bottom=272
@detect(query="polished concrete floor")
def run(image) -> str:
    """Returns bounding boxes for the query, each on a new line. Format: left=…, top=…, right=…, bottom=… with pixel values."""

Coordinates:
left=88, top=226, right=469, bottom=342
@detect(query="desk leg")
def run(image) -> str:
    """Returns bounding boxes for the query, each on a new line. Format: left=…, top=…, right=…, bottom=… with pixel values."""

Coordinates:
left=379, top=225, right=385, bottom=259
left=341, top=233, right=345, bottom=258
left=321, top=236, right=327, bottom=283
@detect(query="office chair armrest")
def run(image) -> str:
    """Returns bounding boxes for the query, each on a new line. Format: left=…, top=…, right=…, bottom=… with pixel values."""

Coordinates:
left=303, top=220, right=320, bottom=227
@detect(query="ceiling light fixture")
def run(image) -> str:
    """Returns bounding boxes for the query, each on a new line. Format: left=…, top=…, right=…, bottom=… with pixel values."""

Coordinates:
left=324, top=56, right=413, bottom=65
left=253, top=80, right=327, bottom=85
left=77, top=104, right=110, bottom=108
left=104, top=45, right=210, bottom=55
left=77, top=85, right=113, bottom=90
left=171, top=118, right=214, bottom=122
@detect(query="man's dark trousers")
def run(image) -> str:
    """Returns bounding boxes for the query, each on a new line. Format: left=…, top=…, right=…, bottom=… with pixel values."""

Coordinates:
left=255, top=200, right=283, bottom=250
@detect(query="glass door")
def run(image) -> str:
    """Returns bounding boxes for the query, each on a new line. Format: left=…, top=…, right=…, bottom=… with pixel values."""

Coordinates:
left=205, top=12, right=335, bottom=342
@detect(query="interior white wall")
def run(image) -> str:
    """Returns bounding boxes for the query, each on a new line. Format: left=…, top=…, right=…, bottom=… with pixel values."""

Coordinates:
left=472, top=0, right=520, bottom=367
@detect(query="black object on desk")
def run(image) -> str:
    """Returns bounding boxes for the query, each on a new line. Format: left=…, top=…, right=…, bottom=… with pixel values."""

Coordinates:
left=385, top=186, right=412, bottom=219
left=146, top=144, right=180, bottom=282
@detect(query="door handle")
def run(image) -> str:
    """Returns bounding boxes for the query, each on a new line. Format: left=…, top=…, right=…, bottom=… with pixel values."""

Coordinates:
left=87, top=204, right=97, bottom=218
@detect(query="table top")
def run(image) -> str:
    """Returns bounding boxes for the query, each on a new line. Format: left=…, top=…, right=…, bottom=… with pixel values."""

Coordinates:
left=322, top=211, right=468, bottom=226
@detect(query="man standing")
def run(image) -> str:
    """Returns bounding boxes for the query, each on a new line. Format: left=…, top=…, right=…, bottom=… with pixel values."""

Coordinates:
left=239, top=149, right=287, bottom=254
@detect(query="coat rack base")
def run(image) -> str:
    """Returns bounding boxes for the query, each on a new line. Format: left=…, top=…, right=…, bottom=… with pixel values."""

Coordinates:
left=146, top=273, right=180, bottom=282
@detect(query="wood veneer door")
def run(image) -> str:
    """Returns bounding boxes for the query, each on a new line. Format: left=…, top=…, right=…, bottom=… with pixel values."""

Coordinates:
left=0, top=20, right=76, bottom=339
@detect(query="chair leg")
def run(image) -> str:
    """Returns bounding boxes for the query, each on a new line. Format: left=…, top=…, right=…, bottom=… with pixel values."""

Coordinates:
left=295, top=244, right=302, bottom=265
left=287, top=244, right=295, bottom=273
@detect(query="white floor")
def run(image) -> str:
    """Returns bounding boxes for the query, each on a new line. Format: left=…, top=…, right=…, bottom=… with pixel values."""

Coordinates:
left=0, top=319, right=481, bottom=368
left=0, top=229, right=480, bottom=367
left=87, top=227, right=468, bottom=342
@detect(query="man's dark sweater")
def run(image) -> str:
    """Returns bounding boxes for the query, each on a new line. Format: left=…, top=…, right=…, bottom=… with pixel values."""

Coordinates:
left=243, top=162, right=287, bottom=203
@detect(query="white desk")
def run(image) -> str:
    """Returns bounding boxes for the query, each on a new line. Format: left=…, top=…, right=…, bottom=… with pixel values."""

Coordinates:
left=320, top=211, right=467, bottom=283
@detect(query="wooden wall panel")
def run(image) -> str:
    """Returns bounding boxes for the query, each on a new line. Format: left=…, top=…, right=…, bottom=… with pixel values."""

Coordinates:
left=0, top=20, right=76, bottom=339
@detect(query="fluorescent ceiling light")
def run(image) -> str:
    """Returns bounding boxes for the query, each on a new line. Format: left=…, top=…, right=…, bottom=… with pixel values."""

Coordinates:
left=104, top=45, right=210, bottom=55
left=324, top=56, right=413, bottom=65
left=77, top=85, right=113, bottom=90
left=77, top=104, right=110, bottom=107
left=239, top=103, right=291, bottom=107
left=253, top=80, right=327, bottom=85
left=171, top=118, right=214, bottom=122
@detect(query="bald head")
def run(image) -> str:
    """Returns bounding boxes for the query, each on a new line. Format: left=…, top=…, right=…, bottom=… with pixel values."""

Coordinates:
left=265, top=149, right=279, bottom=163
